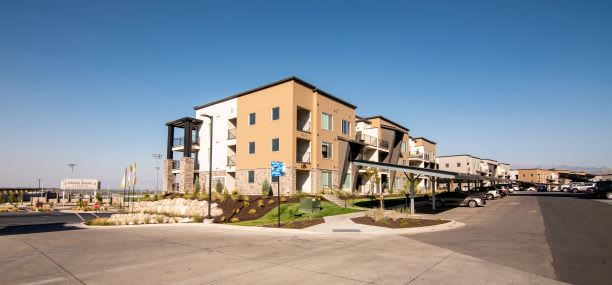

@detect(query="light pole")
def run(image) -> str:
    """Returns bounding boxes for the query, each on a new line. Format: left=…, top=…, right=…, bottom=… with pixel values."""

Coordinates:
left=200, top=114, right=213, bottom=220
left=36, top=178, right=43, bottom=197
left=67, top=163, right=76, bottom=202
left=152, top=153, right=162, bottom=196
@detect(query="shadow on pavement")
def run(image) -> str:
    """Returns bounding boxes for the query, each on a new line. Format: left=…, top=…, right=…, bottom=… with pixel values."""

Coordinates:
left=510, top=192, right=584, bottom=198
left=0, top=223, right=83, bottom=236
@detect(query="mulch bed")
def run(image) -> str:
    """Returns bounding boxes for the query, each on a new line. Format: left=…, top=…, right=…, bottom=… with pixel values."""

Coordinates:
left=213, top=195, right=300, bottom=223
left=351, top=216, right=450, bottom=229
left=262, top=218, right=325, bottom=229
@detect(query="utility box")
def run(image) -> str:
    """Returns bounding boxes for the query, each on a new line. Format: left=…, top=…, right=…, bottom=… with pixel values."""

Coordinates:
left=300, top=197, right=321, bottom=213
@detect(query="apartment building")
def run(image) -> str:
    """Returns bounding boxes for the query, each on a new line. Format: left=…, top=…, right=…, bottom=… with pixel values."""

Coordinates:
left=515, top=169, right=559, bottom=184
left=164, top=77, right=358, bottom=195
left=438, top=155, right=511, bottom=180
left=355, top=116, right=411, bottom=194
left=406, top=137, right=438, bottom=191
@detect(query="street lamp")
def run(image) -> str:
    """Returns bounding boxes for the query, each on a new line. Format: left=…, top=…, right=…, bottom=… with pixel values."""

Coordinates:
left=67, top=163, right=76, bottom=202
left=36, top=178, right=43, bottom=197
left=200, top=114, right=213, bottom=220
left=152, top=153, right=162, bottom=195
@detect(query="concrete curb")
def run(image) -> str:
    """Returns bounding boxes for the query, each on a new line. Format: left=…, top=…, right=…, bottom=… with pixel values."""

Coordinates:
left=79, top=216, right=464, bottom=236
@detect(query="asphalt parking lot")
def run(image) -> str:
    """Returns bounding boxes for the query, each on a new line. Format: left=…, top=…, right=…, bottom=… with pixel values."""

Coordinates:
left=411, top=192, right=612, bottom=285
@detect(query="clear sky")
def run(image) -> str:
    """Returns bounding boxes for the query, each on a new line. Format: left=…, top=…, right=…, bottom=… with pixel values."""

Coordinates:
left=1, top=0, right=611, bottom=188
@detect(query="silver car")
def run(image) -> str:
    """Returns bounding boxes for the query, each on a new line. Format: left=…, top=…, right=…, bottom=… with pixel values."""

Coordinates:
left=431, top=191, right=486, bottom=208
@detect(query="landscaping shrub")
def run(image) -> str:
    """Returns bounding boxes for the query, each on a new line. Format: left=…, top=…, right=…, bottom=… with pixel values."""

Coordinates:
left=267, top=199, right=275, bottom=205
left=257, top=199, right=265, bottom=207
left=243, top=201, right=250, bottom=207
left=280, top=196, right=287, bottom=202
left=293, top=192, right=307, bottom=199
left=230, top=217, right=240, bottom=222
left=215, top=180, right=224, bottom=193
left=261, top=179, right=270, bottom=197
left=248, top=208, right=257, bottom=215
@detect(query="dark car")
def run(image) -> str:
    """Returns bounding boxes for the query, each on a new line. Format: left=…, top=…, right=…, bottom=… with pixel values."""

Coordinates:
left=586, top=181, right=612, bottom=199
left=536, top=185, right=548, bottom=192
left=431, top=191, right=486, bottom=208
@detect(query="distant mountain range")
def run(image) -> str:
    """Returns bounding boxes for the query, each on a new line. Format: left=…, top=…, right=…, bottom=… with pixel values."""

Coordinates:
left=512, top=164, right=612, bottom=175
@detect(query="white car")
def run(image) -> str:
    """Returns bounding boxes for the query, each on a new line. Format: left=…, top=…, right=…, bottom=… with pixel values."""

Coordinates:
left=469, top=186, right=501, bottom=200
left=527, top=186, right=537, bottom=192
left=570, top=182, right=596, bottom=193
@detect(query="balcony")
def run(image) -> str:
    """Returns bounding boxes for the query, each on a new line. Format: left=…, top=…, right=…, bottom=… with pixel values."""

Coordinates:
left=227, top=155, right=236, bottom=166
left=297, top=119, right=311, bottom=133
left=227, top=128, right=236, bottom=140
left=172, top=160, right=180, bottom=170
left=173, top=136, right=199, bottom=147
left=358, top=134, right=378, bottom=147
left=409, top=151, right=425, bottom=160
left=297, top=152, right=311, bottom=163
left=379, top=140, right=390, bottom=150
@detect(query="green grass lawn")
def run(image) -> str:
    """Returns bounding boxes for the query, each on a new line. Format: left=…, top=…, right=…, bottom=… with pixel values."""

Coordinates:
left=232, top=201, right=362, bottom=227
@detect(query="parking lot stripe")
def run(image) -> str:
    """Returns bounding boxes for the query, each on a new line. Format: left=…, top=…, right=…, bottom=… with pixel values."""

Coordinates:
left=74, top=213, right=85, bottom=222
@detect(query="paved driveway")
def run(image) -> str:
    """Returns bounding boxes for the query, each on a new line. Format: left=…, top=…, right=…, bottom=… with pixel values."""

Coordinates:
left=410, top=192, right=612, bottom=285
left=1, top=217, right=561, bottom=284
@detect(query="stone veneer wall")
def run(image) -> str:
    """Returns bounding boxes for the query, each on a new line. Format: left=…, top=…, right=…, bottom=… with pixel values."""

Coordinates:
left=179, top=157, right=194, bottom=194
left=234, top=167, right=296, bottom=195
left=162, top=159, right=174, bottom=194
left=198, top=170, right=227, bottom=193
left=312, top=169, right=339, bottom=193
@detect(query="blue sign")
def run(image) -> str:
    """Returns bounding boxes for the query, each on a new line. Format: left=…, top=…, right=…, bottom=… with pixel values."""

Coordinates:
left=271, top=161, right=285, bottom=177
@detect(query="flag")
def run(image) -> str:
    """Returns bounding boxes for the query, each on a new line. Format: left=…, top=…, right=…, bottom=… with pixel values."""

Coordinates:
left=120, top=170, right=126, bottom=188
left=132, top=162, right=137, bottom=186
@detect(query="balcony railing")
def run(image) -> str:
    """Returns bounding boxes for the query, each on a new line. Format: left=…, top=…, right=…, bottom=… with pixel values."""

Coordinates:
left=297, top=152, right=311, bottom=163
left=227, top=128, right=236, bottom=140
left=297, top=120, right=311, bottom=133
left=173, top=136, right=199, bottom=147
left=379, top=140, right=390, bottom=150
left=172, top=160, right=180, bottom=170
left=358, top=134, right=378, bottom=147
left=227, top=155, right=236, bottom=166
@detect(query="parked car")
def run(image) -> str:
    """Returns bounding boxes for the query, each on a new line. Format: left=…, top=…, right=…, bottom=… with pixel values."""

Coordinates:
left=526, top=186, right=537, bottom=191
left=512, top=184, right=520, bottom=192
left=586, top=181, right=612, bottom=199
left=469, top=186, right=501, bottom=200
left=570, top=182, right=596, bottom=193
left=536, top=185, right=548, bottom=192
left=495, top=185, right=510, bottom=196
left=496, top=184, right=514, bottom=193
left=431, top=191, right=486, bottom=208
left=560, top=184, right=571, bottom=192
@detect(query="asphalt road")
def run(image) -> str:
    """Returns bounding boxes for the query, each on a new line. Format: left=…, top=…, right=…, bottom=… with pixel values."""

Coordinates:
left=409, top=192, right=612, bottom=285
left=537, top=194, right=612, bottom=285
left=0, top=212, right=112, bottom=236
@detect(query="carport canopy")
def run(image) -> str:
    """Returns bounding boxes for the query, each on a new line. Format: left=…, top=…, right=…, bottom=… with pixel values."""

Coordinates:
left=352, top=160, right=457, bottom=214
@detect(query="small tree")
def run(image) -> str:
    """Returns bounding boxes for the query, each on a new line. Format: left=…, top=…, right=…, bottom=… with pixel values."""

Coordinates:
left=0, top=191, right=5, bottom=204
left=363, top=168, right=383, bottom=211
left=8, top=191, right=15, bottom=205
left=194, top=176, right=201, bottom=194
left=215, top=180, right=223, bottom=193
left=261, top=178, right=270, bottom=197
left=18, top=190, right=24, bottom=204
left=96, top=192, right=102, bottom=204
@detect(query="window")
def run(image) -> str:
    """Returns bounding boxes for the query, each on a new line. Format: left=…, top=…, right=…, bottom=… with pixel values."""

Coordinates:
left=322, top=142, right=332, bottom=159
left=248, top=141, right=256, bottom=154
left=321, top=112, right=332, bottom=130
left=395, top=177, right=402, bottom=189
left=341, top=120, right=351, bottom=135
left=248, top=171, right=255, bottom=183
left=271, top=107, right=280, bottom=121
left=445, top=163, right=450, bottom=168
left=342, top=173, right=351, bottom=189
left=249, top=113, right=256, bottom=125
left=401, top=142, right=407, bottom=152
left=322, top=171, right=332, bottom=188
left=457, top=163, right=461, bottom=167
left=271, top=138, right=279, bottom=152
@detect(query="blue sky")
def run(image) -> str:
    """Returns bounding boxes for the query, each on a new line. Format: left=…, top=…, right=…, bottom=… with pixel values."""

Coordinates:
left=1, top=0, right=611, bottom=188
